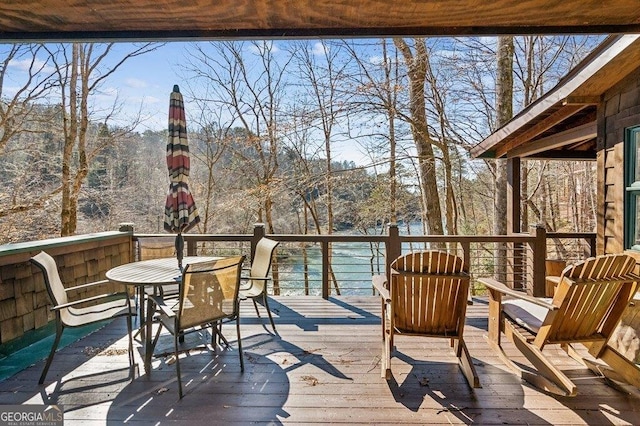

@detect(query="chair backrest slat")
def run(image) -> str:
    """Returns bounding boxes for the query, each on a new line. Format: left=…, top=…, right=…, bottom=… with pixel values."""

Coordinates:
left=31, top=251, right=68, bottom=307
left=390, top=251, right=469, bottom=337
left=546, top=254, right=639, bottom=343
left=31, top=251, right=82, bottom=326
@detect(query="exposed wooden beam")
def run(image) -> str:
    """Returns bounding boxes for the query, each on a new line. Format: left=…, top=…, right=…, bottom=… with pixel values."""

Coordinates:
left=3, top=25, right=640, bottom=42
left=1, top=0, right=640, bottom=41
left=562, top=96, right=601, bottom=105
left=506, top=122, right=597, bottom=158
left=526, top=150, right=597, bottom=160
left=495, top=104, right=588, bottom=158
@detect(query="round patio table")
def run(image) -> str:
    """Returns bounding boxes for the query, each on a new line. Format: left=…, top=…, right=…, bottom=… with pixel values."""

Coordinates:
left=106, top=256, right=220, bottom=372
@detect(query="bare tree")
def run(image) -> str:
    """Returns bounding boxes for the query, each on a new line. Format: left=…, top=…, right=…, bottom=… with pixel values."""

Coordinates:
left=342, top=39, right=403, bottom=225
left=45, top=42, right=160, bottom=236
left=185, top=41, right=292, bottom=234
left=0, top=44, right=59, bottom=225
left=188, top=105, right=229, bottom=234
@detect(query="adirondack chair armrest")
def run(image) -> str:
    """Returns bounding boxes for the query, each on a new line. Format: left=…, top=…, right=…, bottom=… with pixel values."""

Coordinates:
left=478, top=277, right=557, bottom=311
left=545, top=276, right=561, bottom=286
left=372, top=275, right=390, bottom=302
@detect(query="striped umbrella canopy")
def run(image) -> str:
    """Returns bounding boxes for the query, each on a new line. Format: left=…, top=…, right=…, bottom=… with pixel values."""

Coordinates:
left=164, top=85, right=200, bottom=268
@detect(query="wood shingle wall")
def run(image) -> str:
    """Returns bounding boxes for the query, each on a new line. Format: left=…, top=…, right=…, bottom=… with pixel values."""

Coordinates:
left=0, top=232, right=133, bottom=344
left=599, top=65, right=640, bottom=255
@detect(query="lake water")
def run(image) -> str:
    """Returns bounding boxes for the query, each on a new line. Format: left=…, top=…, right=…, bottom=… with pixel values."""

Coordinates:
left=275, top=224, right=430, bottom=296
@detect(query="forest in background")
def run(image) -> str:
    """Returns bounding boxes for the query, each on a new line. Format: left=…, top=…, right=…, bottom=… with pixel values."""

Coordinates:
left=0, top=36, right=601, bottom=244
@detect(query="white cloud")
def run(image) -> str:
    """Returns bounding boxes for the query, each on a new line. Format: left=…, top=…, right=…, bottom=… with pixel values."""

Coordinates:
left=247, top=40, right=281, bottom=55
left=369, top=55, right=383, bottom=65
left=143, top=95, right=161, bottom=105
left=312, top=42, right=327, bottom=56
left=125, top=77, right=148, bottom=89
left=8, top=57, right=50, bottom=72
left=98, top=86, right=119, bottom=100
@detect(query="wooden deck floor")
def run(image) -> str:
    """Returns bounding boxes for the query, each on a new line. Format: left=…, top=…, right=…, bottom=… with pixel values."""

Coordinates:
left=1, top=296, right=640, bottom=425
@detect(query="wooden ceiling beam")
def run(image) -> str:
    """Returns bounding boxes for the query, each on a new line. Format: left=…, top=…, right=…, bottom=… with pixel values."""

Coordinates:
left=495, top=104, right=588, bottom=158
left=506, top=122, right=596, bottom=158
left=1, top=0, right=640, bottom=41
left=2, top=25, right=640, bottom=42
left=562, top=96, right=601, bottom=105
left=526, top=150, right=596, bottom=160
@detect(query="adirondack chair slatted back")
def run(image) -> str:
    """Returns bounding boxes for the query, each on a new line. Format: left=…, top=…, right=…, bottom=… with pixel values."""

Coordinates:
left=546, top=254, right=639, bottom=344
left=390, top=251, right=469, bottom=337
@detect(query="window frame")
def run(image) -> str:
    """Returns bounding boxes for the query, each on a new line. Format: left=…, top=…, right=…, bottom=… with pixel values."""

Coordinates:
left=624, top=126, right=640, bottom=250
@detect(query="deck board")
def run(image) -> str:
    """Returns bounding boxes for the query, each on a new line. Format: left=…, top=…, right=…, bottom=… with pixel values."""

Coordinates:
left=1, top=296, right=640, bottom=425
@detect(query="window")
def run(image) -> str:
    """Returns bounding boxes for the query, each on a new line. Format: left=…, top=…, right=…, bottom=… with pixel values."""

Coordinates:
left=625, top=126, right=640, bottom=250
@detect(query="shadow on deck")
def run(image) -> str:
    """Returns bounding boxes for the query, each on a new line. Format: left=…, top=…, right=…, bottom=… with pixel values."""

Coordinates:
left=1, top=296, right=639, bottom=425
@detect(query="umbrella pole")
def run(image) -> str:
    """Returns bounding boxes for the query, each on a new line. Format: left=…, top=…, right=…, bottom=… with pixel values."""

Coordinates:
left=175, top=233, right=184, bottom=269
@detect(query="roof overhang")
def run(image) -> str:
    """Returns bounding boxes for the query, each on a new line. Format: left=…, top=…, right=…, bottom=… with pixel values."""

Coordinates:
left=1, top=1, right=640, bottom=41
left=471, top=34, right=640, bottom=160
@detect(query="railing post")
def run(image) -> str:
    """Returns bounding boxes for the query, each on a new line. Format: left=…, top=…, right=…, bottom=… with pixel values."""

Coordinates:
left=386, top=223, right=401, bottom=282
left=186, top=238, right=197, bottom=256
left=320, top=241, right=330, bottom=299
left=252, top=223, right=266, bottom=259
left=530, top=224, right=547, bottom=297
left=587, top=235, right=597, bottom=257
left=118, top=222, right=135, bottom=262
left=461, top=241, right=472, bottom=294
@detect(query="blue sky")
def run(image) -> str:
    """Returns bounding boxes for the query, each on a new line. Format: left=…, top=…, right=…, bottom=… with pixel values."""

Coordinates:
left=106, top=42, right=191, bottom=132
left=105, top=40, right=378, bottom=164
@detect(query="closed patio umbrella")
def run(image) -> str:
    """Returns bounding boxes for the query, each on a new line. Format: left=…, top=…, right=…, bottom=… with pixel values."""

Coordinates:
left=164, top=84, right=200, bottom=269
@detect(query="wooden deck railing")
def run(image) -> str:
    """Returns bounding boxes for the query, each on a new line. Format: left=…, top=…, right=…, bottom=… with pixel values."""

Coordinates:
left=0, top=224, right=596, bottom=345
left=132, top=223, right=596, bottom=299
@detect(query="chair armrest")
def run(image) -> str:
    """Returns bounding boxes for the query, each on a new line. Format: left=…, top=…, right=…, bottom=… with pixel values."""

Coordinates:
left=242, top=276, right=271, bottom=281
left=240, top=276, right=271, bottom=291
left=51, top=292, right=130, bottom=310
left=478, top=277, right=557, bottom=311
left=546, top=276, right=561, bottom=285
left=372, top=275, right=390, bottom=302
left=64, top=279, right=111, bottom=292
left=149, top=295, right=177, bottom=318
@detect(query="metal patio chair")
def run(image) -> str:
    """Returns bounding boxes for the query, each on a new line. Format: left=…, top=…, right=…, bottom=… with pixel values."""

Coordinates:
left=150, top=256, right=245, bottom=398
left=240, top=237, right=280, bottom=333
left=30, top=251, right=136, bottom=384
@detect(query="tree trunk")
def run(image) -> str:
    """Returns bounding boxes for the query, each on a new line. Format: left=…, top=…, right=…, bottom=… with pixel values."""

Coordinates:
left=394, top=38, right=443, bottom=236
left=60, top=43, right=80, bottom=236
left=494, top=36, right=514, bottom=282
left=383, top=40, right=398, bottom=224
